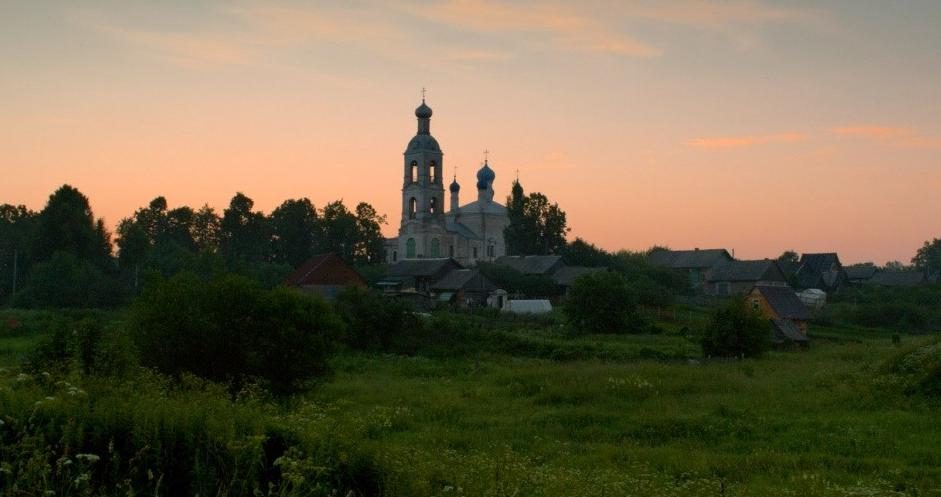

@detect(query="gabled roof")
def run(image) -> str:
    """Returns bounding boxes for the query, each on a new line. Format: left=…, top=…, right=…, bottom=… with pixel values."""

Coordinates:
left=772, top=319, right=808, bottom=342
left=431, top=268, right=498, bottom=293
left=753, top=285, right=812, bottom=321
left=551, top=266, right=607, bottom=286
left=798, top=253, right=842, bottom=274
left=388, top=258, right=463, bottom=278
left=283, top=253, right=366, bottom=287
left=845, top=265, right=878, bottom=281
left=648, top=249, right=733, bottom=270
left=869, top=271, right=927, bottom=287
left=707, top=260, right=784, bottom=283
left=494, top=255, right=564, bottom=275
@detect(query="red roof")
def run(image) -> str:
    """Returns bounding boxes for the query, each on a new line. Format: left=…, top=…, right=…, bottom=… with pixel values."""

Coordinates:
left=283, top=254, right=366, bottom=287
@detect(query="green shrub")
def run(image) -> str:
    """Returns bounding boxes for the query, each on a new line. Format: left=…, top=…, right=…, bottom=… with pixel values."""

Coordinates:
left=26, top=313, right=137, bottom=377
left=334, top=287, right=417, bottom=351
left=13, top=252, right=126, bottom=308
left=880, top=338, right=941, bottom=397
left=563, top=271, right=641, bottom=334
left=701, top=301, right=770, bottom=358
left=129, top=272, right=341, bottom=395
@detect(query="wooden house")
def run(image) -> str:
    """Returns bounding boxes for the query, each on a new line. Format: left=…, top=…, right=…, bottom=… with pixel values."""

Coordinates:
left=380, top=258, right=464, bottom=294
left=283, top=253, right=366, bottom=299
left=704, top=260, right=787, bottom=296
left=430, top=268, right=500, bottom=307
left=794, top=253, right=847, bottom=291
left=747, top=285, right=812, bottom=332
left=648, top=248, right=733, bottom=290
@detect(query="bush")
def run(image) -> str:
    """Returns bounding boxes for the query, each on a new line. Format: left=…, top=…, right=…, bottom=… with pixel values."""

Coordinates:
left=880, top=338, right=941, bottom=398
left=13, top=252, right=126, bottom=308
left=129, top=272, right=342, bottom=395
left=334, top=287, right=417, bottom=351
left=27, top=313, right=138, bottom=377
left=701, top=301, right=771, bottom=358
left=563, top=271, right=641, bottom=334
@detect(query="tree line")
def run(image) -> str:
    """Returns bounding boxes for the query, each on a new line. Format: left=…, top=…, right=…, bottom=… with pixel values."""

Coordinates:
left=0, top=185, right=386, bottom=306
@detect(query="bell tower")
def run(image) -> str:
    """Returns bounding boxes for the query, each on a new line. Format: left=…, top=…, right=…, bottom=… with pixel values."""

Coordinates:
left=399, top=94, right=447, bottom=258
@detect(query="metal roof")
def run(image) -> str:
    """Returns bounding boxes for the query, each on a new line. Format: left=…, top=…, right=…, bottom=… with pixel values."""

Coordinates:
left=647, top=249, right=733, bottom=269
left=753, top=285, right=812, bottom=321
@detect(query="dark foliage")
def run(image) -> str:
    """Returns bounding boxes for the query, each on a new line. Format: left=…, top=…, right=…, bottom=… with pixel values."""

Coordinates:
left=477, top=262, right=558, bottom=298
left=563, top=271, right=641, bottom=334
left=129, top=273, right=342, bottom=395
left=334, top=287, right=418, bottom=351
left=504, top=180, right=569, bottom=256
left=13, top=252, right=126, bottom=308
left=830, top=285, right=941, bottom=332
left=701, top=301, right=771, bottom=358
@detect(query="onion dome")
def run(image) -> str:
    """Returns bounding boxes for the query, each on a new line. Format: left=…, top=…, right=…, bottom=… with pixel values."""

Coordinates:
left=415, top=100, right=433, bottom=119
left=449, top=177, right=461, bottom=192
left=476, top=160, right=495, bottom=189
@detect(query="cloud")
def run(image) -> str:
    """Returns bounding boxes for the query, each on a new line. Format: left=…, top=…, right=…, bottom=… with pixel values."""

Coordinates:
left=686, top=132, right=805, bottom=149
left=401, top=0, right=661, bottom=57
left=832, top=125, right=941, bottom=149
left=446, top=49, right=513, bottom=62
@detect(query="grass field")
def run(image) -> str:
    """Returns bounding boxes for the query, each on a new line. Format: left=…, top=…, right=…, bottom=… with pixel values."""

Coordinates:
left=1, top=308, right=939, bottom=496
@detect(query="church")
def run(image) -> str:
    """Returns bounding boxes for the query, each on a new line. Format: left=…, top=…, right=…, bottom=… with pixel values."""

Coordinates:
left=383, top=98, right=509, bottom=266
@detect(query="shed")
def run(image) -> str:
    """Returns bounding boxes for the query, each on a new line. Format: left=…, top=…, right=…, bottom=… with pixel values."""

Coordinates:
left=283, top=253, right=366, bottom=299
left=430, top=268, right=500, bottom=307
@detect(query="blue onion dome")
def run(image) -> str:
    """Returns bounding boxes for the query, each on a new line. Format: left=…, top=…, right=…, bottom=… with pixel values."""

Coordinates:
left=449, top=177, right=460, bottom=192
left=415, top=100, right=433, bottom=119
left=476, top=160, right=495, bottom=189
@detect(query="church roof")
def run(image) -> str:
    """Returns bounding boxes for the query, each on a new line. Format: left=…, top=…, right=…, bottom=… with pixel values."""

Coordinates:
left=446, top=221, right=481, bottom=241
left=406, top=134, right=440, bottom=152
left=457, top=199, right=506, bottom=215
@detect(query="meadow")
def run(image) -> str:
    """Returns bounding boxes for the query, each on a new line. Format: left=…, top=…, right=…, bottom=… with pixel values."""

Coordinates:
left=1, top=308, right=939, bottom=496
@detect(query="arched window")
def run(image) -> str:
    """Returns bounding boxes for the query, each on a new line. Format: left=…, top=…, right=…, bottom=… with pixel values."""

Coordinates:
left=487, top=238, right=496, bottom=258
left=410, top=161, right=418, bottom=183
left=430, top=161, right=437, bottom=183
left=406, top=238, right=416, bottom=258
left=429, top=197, right=437, bottom=214
left=393, top=250, right=397, bottom=262
left=430, top=238, right=440, bottom=258
left=409, top=197, right=417, bottom=219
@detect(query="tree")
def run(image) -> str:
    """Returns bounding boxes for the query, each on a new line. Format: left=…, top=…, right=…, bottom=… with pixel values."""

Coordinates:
left=0, top=204, right=36, bottom=300
left=701, top=301, right=770, bottom=358
left=884, top=260, right=908, bottom=271
left=777, top=250, right=799, bottom=264
left=14, top=252, right=126, bottom=308
left=220, top=193, right=270, bottom=263
left=563, top=271, right=640, bottom=334
left=129, top=273, right=341, bottom=395
left=353, top=202, right=387, bottom=264
left=31, top=185, right=112, bottom=269
left=334, top=287, right=417, bottom=351
left=504, top=180, right=569, bottom=255
left=913, top=238, right=941, bottom=275
left=269, top=198, right=319, bottom=267
left=320, top=201, right=358, bottom=263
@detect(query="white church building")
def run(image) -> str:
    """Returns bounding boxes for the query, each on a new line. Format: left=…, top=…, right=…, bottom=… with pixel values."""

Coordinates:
left=384, top=98, right=508, bottom=266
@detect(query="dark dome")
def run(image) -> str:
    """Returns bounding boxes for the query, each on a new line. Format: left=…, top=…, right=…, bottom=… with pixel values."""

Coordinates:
left=449, top=178, right=460, bottom=192
left=476, top=161, right=495, bottom=189
left=407, top=134, right=440, bottom=152
left=415, top=100, right=432, bottom=119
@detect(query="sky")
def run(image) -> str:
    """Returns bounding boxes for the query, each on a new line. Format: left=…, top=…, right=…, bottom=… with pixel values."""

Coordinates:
left=1, top=0, right=940, bottom=265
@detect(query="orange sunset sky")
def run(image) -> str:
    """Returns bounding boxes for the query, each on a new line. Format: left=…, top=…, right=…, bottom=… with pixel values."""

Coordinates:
left=2, top=1, right=940, bottom=265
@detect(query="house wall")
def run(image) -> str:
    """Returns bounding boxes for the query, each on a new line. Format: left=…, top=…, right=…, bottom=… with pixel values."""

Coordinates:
left=746, top=288, right=808, bottom=332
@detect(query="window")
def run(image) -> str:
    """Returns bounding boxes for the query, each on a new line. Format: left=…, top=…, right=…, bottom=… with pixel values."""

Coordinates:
left=430, top=161, right=437, bottom=183
left=487, top=239, right=495, bottom=258
left=406, top=238, right=416, bottom=258
left=449, top=245, right=454, bottom=257
left=410, top=161, right=418, bottom=183
left=752, top=298, right=760, bottom=310
left=429, top=197, right=437, bottom=214
left=430, top=238, right=440, bottom=257
left=409, top=197, right=417, bottom=219
left=393, top=250, right=397, bottom=262
left=473, top=247, right=478, bottom=259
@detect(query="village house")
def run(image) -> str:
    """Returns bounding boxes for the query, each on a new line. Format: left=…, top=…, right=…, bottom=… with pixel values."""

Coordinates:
left=794, top=253, right=847, bottom=291
left=704, top=260, right=787, bottom=296
left=494, top=255, right=565, bottom=276
left=379, top=258, right=463, bottom=295
left=747, top=285, right=812, bottom=346
left=868, top=271, right=929, bottom=287
left=283, top=253, right=366, bottom=299
left=430, top=268, right=502, bottom=307
left=551, top=266, right=608, bottom=295
left=844, top=265, right=879, bottom=285
left=647, top=248, right=733, bottom=290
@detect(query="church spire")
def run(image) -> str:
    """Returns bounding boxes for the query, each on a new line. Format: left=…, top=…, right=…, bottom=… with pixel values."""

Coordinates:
left=415, top=90, right=432, bottom=135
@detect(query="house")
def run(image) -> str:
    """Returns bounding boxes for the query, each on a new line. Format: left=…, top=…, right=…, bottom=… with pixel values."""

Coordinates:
left=845, top=265, right=879, bottom=285
left=747, top=285, right=812, bottom=332
left=380, top=258, right=464, bottom=294
left=794, top=253, right=847, bottom=291
left=868, top=271, right=928, bottom=287
left=704, top=260, right=787, bottom=296
left=430, top=268, right=500, bottom=307
left=551, top=266, right=607, bottom=295
left=648, top=248, right=734, bottom=290
left=283, top=253, right=367, bottom=299
left=494, top=255, right=565, bottom=276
